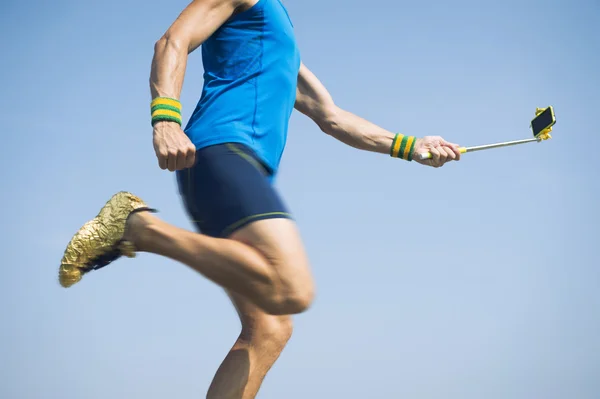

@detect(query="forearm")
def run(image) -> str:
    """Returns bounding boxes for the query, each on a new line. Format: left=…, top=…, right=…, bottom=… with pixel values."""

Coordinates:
left=295, top=64, right=458, bottom=166
left=150, top=37, right=188, bottom=99
left=320, top=107, right=396, bottom=154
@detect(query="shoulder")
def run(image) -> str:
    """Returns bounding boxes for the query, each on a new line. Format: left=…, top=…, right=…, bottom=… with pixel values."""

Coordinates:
left=233, top=0, right=261, bottom=13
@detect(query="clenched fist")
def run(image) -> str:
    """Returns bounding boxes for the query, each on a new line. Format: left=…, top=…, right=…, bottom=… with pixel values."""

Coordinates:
left=153, top=121, right=196, bottom=171
left=413, top=136, right=461, bottom=168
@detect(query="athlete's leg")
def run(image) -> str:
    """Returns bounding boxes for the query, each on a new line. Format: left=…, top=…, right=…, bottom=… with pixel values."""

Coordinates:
left=125, top=212, right=314, bottom=315
left=126, top=143, right=314, bottom=315
left=206, top=219, right=301, bottom=398
left=206, top=291, right=292, bottom=399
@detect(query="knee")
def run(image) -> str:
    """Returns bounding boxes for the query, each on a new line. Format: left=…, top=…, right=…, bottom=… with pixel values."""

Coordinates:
left=272, top=282, right=315, bottom=315
left=241, top=315, right=293, bottom=351
left=259, top=260, right=315, bottom=315
left=286, top=284, right=315, bottom=314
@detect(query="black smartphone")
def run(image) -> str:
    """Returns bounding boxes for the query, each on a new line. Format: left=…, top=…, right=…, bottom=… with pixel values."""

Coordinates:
left=531, top=106, right=556, bottom=138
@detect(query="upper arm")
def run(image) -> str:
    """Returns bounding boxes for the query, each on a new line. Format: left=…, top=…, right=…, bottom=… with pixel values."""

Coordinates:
left=159, top=0, right=248, bottom=53
left=294, top=63, right=337, bottom=126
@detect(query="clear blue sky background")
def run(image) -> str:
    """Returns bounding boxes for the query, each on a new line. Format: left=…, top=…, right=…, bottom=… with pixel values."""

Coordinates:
left=1, top=0, right=599, bottom=398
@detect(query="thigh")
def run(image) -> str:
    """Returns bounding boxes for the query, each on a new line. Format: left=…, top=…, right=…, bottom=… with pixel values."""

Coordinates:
left=177, top=142, right=313, bottom=292
left=176, top=142, right=292, bottom=238
left=229, top=217, right=314, bottom=301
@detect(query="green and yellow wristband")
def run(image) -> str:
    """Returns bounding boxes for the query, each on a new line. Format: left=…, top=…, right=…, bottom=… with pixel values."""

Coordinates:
left=390, top=133, right=417, bottom=161
left=151, top=97, right=182, bottom=126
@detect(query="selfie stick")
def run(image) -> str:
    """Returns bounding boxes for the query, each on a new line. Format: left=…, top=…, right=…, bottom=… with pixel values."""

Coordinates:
left=417, top=107, right=554, bottom=161
left=417, top=137, right=547, bottom=160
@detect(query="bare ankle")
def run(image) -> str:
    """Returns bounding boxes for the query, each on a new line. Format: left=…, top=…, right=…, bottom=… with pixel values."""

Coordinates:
left=124, top=211, right=159, bottom=252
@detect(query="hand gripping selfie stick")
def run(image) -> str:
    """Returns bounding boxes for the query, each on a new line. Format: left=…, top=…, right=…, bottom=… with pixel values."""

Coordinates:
left=417, top=107, right=556, bottom=161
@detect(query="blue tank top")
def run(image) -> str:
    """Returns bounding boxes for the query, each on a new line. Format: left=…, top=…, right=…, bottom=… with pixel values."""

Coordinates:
left=184, top=0, right=301, bottom=173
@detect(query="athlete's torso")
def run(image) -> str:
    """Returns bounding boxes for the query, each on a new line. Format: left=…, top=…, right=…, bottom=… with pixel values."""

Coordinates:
left=184, top=0, right=301, bottom=172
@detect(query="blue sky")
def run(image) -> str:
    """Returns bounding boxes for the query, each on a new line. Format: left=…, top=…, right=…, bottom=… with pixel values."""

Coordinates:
left=1, top=0, right=599, bottom=398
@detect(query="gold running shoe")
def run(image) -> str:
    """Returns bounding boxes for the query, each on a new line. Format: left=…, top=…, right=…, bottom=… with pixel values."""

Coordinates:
left=58, top=191, right=157, bottom=288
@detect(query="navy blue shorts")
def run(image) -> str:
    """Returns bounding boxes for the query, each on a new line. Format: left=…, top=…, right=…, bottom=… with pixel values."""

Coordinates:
left=176, top=143, right=292, bottom=238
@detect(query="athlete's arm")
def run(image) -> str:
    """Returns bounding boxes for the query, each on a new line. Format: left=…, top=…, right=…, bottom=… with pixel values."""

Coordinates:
left=294, top=63, right=461, bottom=167
left=150, top=0, right=246, bottom=171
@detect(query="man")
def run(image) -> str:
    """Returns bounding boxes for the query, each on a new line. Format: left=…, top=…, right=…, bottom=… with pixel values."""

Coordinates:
left=59, top=0, right=461, bottom=397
